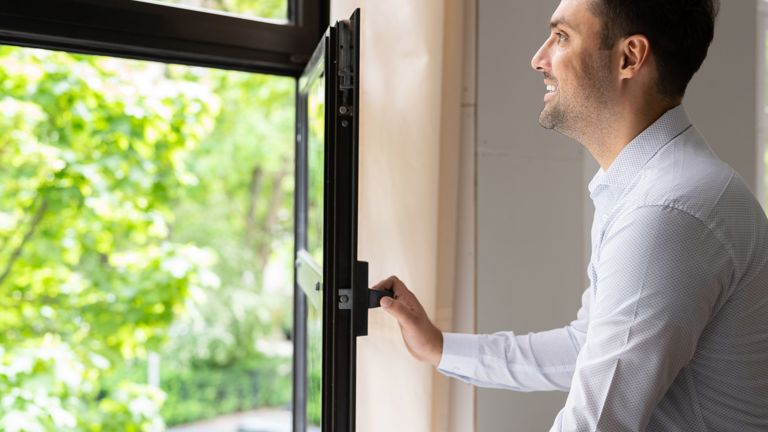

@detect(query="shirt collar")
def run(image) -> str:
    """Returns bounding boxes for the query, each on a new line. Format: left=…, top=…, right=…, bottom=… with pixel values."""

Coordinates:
left=589, top=105, right=692, bottom=197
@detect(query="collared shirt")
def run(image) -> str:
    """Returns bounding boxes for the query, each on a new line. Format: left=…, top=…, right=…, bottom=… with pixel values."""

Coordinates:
left=438, top=106, right=768, bottom=431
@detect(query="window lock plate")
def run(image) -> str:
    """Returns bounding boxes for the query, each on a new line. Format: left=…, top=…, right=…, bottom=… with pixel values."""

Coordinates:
left=338, top=288, right=352, bottom=310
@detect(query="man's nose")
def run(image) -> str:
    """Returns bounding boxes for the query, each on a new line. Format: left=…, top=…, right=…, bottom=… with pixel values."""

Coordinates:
left=531, top=42, right=549, bottom=72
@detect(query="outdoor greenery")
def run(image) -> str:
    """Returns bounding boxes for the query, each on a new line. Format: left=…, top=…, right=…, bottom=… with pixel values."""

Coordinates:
left=158, top=0, right=287, bottom=20
left=107, top=356, right=291, bottom=425
left=0, top=29, right=296, bottom=432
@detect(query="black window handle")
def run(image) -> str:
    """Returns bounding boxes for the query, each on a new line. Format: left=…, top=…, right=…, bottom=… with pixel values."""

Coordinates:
left=367, top=288, right=394, bottom=309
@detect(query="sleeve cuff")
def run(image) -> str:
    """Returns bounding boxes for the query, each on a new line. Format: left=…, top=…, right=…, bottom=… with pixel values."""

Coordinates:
left=437, top=332, right=481, bottom=378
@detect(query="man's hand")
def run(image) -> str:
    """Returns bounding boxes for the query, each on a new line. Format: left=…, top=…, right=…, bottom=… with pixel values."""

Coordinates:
left=372, top=275, right=444, bottom=367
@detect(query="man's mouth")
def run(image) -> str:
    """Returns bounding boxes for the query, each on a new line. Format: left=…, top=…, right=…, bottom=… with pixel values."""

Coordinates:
left=544, top=83, right=558, bottom=101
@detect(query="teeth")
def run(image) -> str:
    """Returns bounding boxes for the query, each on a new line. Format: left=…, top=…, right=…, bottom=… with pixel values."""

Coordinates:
left=546, top=85, right=556, bottom=93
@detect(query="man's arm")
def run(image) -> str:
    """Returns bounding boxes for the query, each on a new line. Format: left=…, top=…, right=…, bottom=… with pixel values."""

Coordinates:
left=374, top=277, right=592, bottom=392
left=550, top=206, right=730, bottom=431
left=437, top=287, right=591, bottom=391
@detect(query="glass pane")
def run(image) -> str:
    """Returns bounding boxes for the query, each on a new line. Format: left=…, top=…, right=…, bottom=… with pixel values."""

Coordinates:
left=306, top=295, right=323, bottom=430
left=307, top=77, right=326, bottom=267
left=145, top=0, right=288, bottom=22
left=305, top=69, right=325, bottom=430
left=0, top=46, right=294, bottom=431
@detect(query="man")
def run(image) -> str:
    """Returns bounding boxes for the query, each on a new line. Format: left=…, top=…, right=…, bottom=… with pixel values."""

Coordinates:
left=374, top=0, right=768, bottom=430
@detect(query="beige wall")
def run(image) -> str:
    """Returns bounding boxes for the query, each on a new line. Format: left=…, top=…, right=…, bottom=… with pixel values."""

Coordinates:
left=430, top=0, right=478, bottom=431
left=475, top=1, right=759, bottom=431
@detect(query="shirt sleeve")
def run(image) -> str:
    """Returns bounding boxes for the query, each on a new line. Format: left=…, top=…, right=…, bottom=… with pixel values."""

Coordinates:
left=436, top=286, right=592, bottom=392
left=550, top=205, right=731, bottom=432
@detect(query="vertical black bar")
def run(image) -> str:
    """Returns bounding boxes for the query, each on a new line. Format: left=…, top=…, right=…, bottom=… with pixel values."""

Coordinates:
left=353, top=261, right=368, bottom=337
left=346, top=10, right=361, bottom=431
left=297, top=10, right=358, bottom=432
left=293, top=79, right=309, bottom=432
left=327, top=9, right=360, bottom=432
left=323, top=24, right=337, bottom=432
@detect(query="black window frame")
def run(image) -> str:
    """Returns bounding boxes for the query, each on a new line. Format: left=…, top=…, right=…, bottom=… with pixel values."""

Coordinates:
left=0, top=0, right=328, bottom=76
left=295, top=10, right=363, bottom=431
left=0, top=1, right=328, bottom=431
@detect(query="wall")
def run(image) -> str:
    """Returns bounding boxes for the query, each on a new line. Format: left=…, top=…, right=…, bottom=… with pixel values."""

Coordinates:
left=476, top=1, right=589, bottom=430
left=686, top=1, right=759, bottom=189
left=431, top=0, right=478, bottom=431
left=475, top=1, right=759, bottom=431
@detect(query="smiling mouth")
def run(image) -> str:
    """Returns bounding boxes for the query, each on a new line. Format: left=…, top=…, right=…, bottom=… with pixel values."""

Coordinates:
left=544, top=84, right=558, bottom=102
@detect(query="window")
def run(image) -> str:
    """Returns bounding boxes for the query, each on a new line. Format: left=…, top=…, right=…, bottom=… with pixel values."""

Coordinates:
left=295, top=12, right=376, bottom=432
left=0, top=44, right=295, bottom=431
left=0, top=1, right=326, bottom=431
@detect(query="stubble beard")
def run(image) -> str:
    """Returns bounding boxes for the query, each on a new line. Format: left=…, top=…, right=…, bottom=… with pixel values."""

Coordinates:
left=537, top=53, right=613, bottom=140
left=538, top=95, right=566, bottom=131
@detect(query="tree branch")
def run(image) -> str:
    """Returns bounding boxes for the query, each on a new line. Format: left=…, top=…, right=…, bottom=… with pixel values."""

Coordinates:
left=0, top=196, right=47, bottom=287
left=245, top=166, right=263, bottom=246
left=256, top=169, right=286, bottom=264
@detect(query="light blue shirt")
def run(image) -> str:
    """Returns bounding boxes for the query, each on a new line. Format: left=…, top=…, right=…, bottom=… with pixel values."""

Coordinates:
left=438, top=106, right=768, bottom=431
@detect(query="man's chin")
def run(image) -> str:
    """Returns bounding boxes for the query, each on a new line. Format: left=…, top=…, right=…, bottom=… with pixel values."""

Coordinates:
left=538, top=108, right=557, bottom=130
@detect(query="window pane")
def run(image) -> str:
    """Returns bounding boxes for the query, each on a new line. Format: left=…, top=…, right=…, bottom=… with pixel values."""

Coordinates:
left=144, top=0, right=288, bottom=22
left=307, top=75, right=325, bottom=267
left=305, top=69, right=325, bottom=429
left=0, top=46, right=294, bottom=430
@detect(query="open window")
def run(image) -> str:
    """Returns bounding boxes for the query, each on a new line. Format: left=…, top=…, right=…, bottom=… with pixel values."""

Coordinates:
left=294, top=9, right=389, bottom=432
left=0, top=3, right=386, bottom=432
left=0, top=1, right=340, bottom=431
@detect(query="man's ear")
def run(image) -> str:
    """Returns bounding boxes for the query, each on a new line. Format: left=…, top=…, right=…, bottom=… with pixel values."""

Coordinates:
left=619, top=35, right=651, bottom=80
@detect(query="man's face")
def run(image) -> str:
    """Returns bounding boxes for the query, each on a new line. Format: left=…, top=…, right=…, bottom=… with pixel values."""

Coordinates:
left=531, top=0, right=614, bottom=136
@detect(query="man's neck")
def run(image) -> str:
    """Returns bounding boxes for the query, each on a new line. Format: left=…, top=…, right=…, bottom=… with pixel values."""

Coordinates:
left=581, top=99, right=681, bottom=171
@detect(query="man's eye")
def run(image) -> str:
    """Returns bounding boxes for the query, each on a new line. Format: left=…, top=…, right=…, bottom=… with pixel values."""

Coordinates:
left=555, top=32, right=568, bottom=43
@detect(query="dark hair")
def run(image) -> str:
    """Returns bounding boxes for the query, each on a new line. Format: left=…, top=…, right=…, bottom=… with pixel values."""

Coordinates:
left=589, top=0, right=720, bottom=99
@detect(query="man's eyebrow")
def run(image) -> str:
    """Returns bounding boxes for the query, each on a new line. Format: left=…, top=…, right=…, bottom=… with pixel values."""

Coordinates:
left=550, top=18, right=576, bottom=32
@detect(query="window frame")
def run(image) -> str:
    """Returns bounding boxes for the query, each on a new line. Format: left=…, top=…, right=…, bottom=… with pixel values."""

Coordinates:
left=0, top=0, right=328, bottom=76
left=295, top=10, right=362, bottom=431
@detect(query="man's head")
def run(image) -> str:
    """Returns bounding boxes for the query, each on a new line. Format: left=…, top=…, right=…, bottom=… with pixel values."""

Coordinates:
left=531, top=0, right=719, bottom=138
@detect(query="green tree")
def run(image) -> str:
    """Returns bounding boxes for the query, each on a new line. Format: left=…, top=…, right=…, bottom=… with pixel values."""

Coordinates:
left=0, top=0, right=297, bottom=424
left=0, top=46, right=220, bottom=430
left=162, top=66, right=294, bottom=370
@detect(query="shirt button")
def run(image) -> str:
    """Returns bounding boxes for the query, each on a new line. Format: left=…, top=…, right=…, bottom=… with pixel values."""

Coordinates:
left=601, top=213, right=608, bottom=221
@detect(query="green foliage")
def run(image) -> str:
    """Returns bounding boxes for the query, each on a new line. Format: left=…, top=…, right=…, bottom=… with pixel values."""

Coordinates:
left=0, top=37, right=295, bottom=430
left=109, top=356, right=291, bottom=426
left=0, top=335, right=166, bottom=432
left=158, top=0, right=287, bottom=20
left=0, top=46, right=219, bottom=355
left=0, top=46, right=220, bottom=430
left=163, top=66, right=295, bottom=370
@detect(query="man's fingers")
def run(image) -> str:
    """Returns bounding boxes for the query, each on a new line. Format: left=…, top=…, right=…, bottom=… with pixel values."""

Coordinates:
left=372, top=275, right=410, bottom=298
left=372, top=275, right=398, bottom=291
left=380, top=296, right=415, bottom=326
